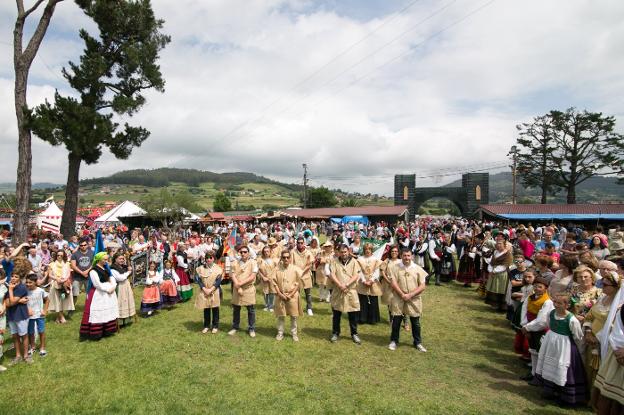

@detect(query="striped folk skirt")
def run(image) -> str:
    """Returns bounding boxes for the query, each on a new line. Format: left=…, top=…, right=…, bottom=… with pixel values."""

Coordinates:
left=160, top=279, right=180, bottom=306
left=176, top=267, right=193, bottom=301
left=79, top=288, right=118, bottom=341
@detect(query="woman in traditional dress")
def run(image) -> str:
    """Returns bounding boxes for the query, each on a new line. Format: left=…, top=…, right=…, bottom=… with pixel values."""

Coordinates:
left=316, top=241, right=334, bottom=302
left=570, top=265, right=602, bottom=325
left=535, top=293, right=587, bottom=406
left=159, top=259, right=180, bottom=308
left=47, top=250, right=74, bottom=324
left=484, top=239, right=513, bottom=311
left=583, top=271, right=620, bottom=387
left=79, top=252, right=119, bottom=341
left=175, top=243, right=193, bottom=301
left=110, top=253, right=135, bottom=327
left=140, top=261, right=162, bottom=316
left=257, top=246, right=277, bottom=312
left=456, top=235, right=478, bottom=287
left=591, top=279, right=624, bottom=414
left=356, top=243, right=382, bottom=324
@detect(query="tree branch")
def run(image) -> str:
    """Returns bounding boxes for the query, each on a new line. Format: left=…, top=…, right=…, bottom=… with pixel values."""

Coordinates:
left=21, top=0, right=64, bottom=66
left=23, top=0, right=46, bottom=19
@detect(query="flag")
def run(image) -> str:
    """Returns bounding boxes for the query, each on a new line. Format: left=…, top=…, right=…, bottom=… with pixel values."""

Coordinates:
left=222, top=228, right=237, bottom=256
left=87, top=229, right=110, bottom=292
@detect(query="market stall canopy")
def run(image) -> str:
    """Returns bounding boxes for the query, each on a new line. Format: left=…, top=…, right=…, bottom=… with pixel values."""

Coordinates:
left=36, top=201, right=63, bottom=233
left=94, top=200, right=146, bottom=225
left=478, top=204, right=624, bottom=221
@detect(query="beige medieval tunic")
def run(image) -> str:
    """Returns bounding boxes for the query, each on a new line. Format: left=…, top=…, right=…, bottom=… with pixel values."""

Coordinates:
left=356, top=256, right=383, bottom=297
left=380, top=258, right=401, bottom=305
left=272, top=264, right=303, bottom=317
left=329, top=257, right=361, bottom=313
left=316, top=251, right=334, bottom=286
left=291, top=248, right=315, bottom=289
left=194, top=263, right=223, bottom=309
left=269, top=246, right=283, bottom=261
left=389, top=261, right=428, bottom=317
left=258, top=257, right=277, bottom=294
left=230, top=259, right=258, bottom=306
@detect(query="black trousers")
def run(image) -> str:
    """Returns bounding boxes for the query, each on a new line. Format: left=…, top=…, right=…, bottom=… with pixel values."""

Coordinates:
left=390, top=315, right=421, bottom=345
left=332, top=309, right=358, bottom=336
left=203, top=307, right=220, bottom=329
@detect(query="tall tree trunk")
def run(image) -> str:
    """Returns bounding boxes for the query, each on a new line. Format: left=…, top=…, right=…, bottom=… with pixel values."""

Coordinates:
left=12, top=0, right=63, bottom=243
left=540, top=186, right=547, bottom=204
left=60, top=152, right=81, bottom=236
left=566, top=184, right=576, bottom=204
left=13, top=61, right=31, bottom=243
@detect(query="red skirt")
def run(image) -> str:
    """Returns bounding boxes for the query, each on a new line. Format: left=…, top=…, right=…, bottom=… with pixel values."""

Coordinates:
left=79, top=288, right=118, bottom=341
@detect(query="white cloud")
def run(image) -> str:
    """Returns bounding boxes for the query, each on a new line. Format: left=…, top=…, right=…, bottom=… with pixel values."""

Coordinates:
left=0, top=0, right=622, bottom=196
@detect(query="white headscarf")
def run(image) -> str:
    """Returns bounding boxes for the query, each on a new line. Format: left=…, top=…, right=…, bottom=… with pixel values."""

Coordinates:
left=599, top=273, right=624, bottom=360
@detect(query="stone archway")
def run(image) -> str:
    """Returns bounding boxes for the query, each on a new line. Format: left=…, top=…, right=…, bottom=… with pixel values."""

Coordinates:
left=394, top=173, right=489, bottom=219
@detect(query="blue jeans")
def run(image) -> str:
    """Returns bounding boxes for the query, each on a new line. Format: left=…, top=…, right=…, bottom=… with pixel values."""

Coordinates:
left=232, top=305, right=256, bottom=332
left=264, top=293, right=275, bottom=310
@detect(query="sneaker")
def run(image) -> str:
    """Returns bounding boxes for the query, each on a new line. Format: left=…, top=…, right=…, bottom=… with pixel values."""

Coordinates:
left=307, top=309, right=313, bottom=316
left=228, top=329, right=237, bottom=336
left=147, top=311, right=153, bottom=316
left=263, top=307, right=269, bottom=312
left=292, top=334, right=299, bottom=342
left=201, top=328, right=209, bottom=334
left=211, top=328, right=218, bottom=334
left=352, top=334, right=362, bottom=345
left=24, top=356, right=34, bottom=365
left=330, top=334, right=339, bottom=343
left=249, top=330, right=256, bottom=338
left=528, top=377, right=541, bottom=387
left=39, top=350, right=47, bottom=357
left=27, top=348, right=34, bottom=357
left=276, top=333, right=284, bottom=341
left=415, top=344, right=427, bottom=352
left=0, top=365, right=7, bottom=372
left=519, top=373, right=533, bottom=381
left=388, top=341, right=397, bottom=351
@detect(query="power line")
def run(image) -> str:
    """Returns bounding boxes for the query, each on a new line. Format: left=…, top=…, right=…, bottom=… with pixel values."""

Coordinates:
left=216, top=0, right=452, bottom=144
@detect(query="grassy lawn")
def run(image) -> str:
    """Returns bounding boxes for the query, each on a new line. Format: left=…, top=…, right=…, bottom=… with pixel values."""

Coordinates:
left=0, top=281, right=591, bottom=414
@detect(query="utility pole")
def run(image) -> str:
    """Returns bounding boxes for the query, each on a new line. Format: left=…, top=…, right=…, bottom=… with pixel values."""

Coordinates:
left=302, top=163, right=308, bottom=208
left=510, top=145, right=518, bottom=204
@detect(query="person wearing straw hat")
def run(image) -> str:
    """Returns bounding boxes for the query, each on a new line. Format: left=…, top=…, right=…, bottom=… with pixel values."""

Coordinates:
left=267, top=237, right=282, bottom=261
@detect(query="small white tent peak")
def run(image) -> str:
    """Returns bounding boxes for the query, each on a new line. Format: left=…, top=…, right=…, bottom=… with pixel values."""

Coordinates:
left=94, top=200, right=146, bottom=225
left=37, top=201, right=63, bottom=233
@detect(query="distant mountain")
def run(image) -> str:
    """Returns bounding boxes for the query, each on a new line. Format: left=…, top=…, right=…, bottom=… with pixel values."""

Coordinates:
left=81, top=168, right=304, bottom=191
left=445, top=172, right=624, bottom=203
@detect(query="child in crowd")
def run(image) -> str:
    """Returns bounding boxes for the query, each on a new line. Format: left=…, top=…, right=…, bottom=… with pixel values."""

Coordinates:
left=140, top=262, right=162, bottom=316
left=6, top=272, right=31, bottom=365
left=535, top=294, right=587, bottom=406
left=159, top=260, right=180, bottom=308
left=512, top=268, right=535, bottom=361
left=506, top=254, right=527, bottom=321
left=26, top=273, right=49, bottom=357
left=520, top=276, right=553, bottom=384
left=0, top=269, right=7, bottom=371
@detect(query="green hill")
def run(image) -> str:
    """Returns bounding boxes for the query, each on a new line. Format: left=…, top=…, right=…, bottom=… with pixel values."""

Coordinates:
left=445, top=172, right=624, bottom=203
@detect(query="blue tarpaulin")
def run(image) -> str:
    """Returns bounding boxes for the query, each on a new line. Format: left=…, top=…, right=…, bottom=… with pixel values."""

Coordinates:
left=340, top=215, right=369, bottom=225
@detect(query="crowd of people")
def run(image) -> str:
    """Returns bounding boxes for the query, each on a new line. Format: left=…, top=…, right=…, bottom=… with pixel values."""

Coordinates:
left=0, top=218, right=623, bottom=413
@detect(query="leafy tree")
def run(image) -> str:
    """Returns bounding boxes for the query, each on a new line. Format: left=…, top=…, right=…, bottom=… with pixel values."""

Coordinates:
left=142, top=188, right=201, bottom=232
left=12, top=0, right=64, bottom=243
left=306, top=187, right=337, bottom=208
left=512, top=114, right=560, bottom=203
left=30, top=0, right=170, bottom=236
left=548, top=108, right=624, bottom=204
left=213, top=192, right=232, bottom=212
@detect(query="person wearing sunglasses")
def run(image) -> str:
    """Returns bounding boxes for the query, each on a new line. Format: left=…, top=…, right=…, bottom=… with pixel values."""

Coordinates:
left=70, top=238, right=94, bottom=306
left=273, top=251, right=302, bottom=341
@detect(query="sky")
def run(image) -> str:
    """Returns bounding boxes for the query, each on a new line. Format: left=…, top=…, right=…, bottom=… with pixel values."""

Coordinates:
left=0, top=0, right=622, bottom=196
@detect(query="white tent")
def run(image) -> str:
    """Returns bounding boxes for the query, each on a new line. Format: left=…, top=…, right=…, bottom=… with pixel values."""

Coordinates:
left=94, top=200, right=146, bottom=225
left=37, top=201, right=63, bottom=233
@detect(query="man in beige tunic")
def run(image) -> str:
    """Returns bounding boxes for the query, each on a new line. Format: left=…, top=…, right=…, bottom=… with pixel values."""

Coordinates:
left=273, top=250, right=302, bottom=341
left=228, top=247, right=258, bottom=337
left=388, top=249, right=427, bottom=352
left=291, top=237, right=315, bottom=316
left=329, top=244, right=362, bottom=345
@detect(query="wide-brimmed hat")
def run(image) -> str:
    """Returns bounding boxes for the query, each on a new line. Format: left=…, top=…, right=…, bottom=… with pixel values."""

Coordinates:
left=267, top=237, right=278, bottom=246
left=610, top=239, right=624, bottom=252
left=322, top=241, right=333, bottom=248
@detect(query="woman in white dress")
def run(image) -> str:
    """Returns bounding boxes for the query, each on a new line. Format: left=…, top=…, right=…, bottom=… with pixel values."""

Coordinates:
left=110, top=253, right=136, bottom=327
left=79, top=252, right=119, bottom=341
left=47, top=250, right=74, bottom=324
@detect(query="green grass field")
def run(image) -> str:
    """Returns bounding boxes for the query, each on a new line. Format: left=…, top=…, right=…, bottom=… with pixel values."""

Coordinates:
left=0, top=282, right=591, bottom=414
